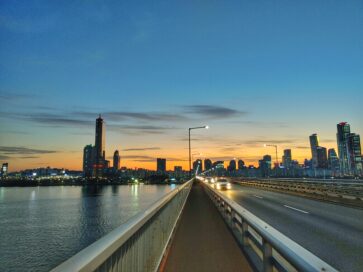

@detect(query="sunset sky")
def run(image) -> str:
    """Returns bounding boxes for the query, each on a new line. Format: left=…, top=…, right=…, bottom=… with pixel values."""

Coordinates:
left=1, top=0, right=362, bottom=171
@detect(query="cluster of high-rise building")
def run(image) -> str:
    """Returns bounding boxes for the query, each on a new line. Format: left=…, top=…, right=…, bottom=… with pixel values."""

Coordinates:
left=307, top=122, right=362, bottom=176
left=81, top=117, right=361, bottom=179
left=192, top=122, right=362, bottom=178
left=83, top=115, right=120, bottom=177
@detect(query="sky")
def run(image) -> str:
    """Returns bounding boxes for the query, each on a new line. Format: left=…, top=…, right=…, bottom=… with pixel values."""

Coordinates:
left=0, top=0, right=362, bottom=171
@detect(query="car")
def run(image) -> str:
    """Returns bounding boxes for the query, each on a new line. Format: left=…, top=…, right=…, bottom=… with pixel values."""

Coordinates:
left=205, top=177, right=216, bottom=184
left=215, top=179, right=232, bottom=190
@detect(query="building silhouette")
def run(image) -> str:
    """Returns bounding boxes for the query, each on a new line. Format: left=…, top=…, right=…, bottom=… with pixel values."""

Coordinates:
left=238, top=159, right=245, bottom=170
left=328, top=148, right=340, bottom=173
left=259, top=155, right=272, bottom=177
left=1, top=163, right=8, bottom=176
left=83, top=145, right=94, bottom=177
left=227, top=160, right=236, bottom=171
left=113, top=150, right=120, bottom=170
left=336, top=122, right=351, bottom=175
left=204, top=159, right=212, bottom=171
left=309, top=134, right=319, bottom=168
left=157, top=158, right=166, bottom=173
left=348, top=133, right=362, bottom=176
left=282, top=149, right=292, bottom=169
left=94, top=115, right=106, bottom=177
left=316, top=147, right=328, bottom=168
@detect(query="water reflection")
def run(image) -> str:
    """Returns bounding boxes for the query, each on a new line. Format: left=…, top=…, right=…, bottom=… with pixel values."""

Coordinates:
left=0, top=184, right=177, bottom=272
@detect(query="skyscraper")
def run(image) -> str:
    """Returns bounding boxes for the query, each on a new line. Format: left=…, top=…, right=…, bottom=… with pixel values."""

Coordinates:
left=316, top=147, right=328, bottom=168
left=309, top=134, right=319, bottom=168
left=204, top=159, right=212, bottom=171
left=113, top=150, right=120, bottom=170
left=174, top=166, right=183, bottom=178
left=328, top=148, right=339, bottom=173
left=259, top=155, right=271, bottom=177
left=94, top=115, right=106, bottom=177
left=157, top=158, right=166, bottom=173
left=282, top=149, right=292, bottom=169
left=337, top=122, right=351, bottom=175
left=1, top=163, right=8, bottom=176
left=238, top=159, right=245, bottom=170
left=83, top=145, right=94, bottom=177
left=227, top=160, right=236, bottom=171
left=348, top=133, right=362, bottom=176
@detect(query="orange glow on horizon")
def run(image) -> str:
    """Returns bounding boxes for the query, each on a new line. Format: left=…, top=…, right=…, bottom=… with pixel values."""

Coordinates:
left=4, top=144, right=330, bottom=172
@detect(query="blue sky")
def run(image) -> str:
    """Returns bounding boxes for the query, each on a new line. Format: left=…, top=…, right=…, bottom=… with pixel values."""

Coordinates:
left=0, top=0, right=362, bottom=170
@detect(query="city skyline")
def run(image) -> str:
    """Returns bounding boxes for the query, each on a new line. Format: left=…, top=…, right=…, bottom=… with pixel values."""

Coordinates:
left=1, top=1, right=363, bottom=171
left=1, top=114, right=362, bottom=172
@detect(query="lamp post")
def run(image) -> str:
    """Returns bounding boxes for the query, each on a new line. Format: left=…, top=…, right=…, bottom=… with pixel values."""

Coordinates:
left=264, top=144, right=279, bottom=166
left=189, top=126, right=209, bottom=178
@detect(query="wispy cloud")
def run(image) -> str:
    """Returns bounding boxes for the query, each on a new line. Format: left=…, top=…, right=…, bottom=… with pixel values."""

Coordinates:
left=295, top=146, right=310, bottom=149
left=109, top=124, right=177, bottom=135
left=183, top=105, right=247, bottom=119
left=75, top=111, right=187, bottom=122
left=123, top=147, right=161, bottom=151
left=0, top=92, right=37, bottom=101
left=28, top=114, right=93, bottom=127
left=0, top=155, right=11, bottom=160
left=0, top=146, right=57, bottom=155
left=243, top=139, right=301, bottom=145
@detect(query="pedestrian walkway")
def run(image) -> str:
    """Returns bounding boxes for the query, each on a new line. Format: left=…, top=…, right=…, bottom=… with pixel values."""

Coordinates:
left=162, top=182, right=252, bottom=272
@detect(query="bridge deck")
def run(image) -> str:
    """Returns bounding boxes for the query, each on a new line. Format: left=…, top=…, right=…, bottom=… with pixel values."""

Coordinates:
left=162, top=182, right=252, bottom=272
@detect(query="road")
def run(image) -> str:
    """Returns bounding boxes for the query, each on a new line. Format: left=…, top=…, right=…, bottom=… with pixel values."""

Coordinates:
left=218, top=181, right=363, bottom=272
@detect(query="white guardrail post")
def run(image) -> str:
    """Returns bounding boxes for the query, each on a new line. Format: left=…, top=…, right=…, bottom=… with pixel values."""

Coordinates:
left=202, top=181, right=338, bottom=272
left=51, top=179, right=193, bottom=272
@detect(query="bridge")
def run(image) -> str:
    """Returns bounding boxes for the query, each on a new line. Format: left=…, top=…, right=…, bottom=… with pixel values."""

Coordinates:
left=51, top=177, right=362, bottom=272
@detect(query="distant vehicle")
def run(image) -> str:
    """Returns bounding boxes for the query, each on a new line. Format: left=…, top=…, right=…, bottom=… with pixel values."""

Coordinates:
left=205, top=177, right=216, bottom=184
left=215, top=179, right=231, bottom=190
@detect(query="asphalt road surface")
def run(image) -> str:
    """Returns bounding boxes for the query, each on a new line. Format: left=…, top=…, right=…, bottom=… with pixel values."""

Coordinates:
left=219, top=181, right=363, bottom=272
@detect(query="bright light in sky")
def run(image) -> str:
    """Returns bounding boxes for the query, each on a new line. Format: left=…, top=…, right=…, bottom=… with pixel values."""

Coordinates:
left=0, top=0, right=362, bottom=171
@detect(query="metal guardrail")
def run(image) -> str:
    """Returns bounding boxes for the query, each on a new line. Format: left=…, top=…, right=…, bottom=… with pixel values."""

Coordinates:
left=232, top=178, right=363, bottom=208
left=203, top=182, right=338, bottom=272
left=238, top=178, right=363, bottom=199
left=52, top=180, right=193, bottom=272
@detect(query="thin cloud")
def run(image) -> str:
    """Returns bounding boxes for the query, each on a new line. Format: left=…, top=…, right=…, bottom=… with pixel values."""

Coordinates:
left=122, top=155, right=155, bottom=161
left=243, top=139, right=301, bottom=145
left=295, top=146, right=310, bottom=149
left=0, top=146, right=57, bottom=155
left=183, top=105, right=247, bottom=119
left=74, top=111, right=187, bottom=122
left=109, top=124, right=178, bottom=135
left=0, top=155, right=11, bottom=160
left=123, top=147, right=161, bottom=151
left=0, top=92, right=37, bottom=101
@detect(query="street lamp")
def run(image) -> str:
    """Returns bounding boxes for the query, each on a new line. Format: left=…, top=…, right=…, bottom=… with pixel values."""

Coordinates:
left=264, top=144, right=279, bottom=166
left=189, top=126, right=209, bottom=178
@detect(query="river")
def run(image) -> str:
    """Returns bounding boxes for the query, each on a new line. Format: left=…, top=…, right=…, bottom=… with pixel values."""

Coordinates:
left=0, top=184, right=177, bottom=271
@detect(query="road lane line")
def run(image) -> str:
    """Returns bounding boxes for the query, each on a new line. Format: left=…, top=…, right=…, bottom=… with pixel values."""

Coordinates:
left=283, top=205, right=309, bottom=214
left=254, top=195, right=263, bottom=199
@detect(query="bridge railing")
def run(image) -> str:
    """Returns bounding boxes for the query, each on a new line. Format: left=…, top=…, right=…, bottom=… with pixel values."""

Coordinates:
left=203, top=181, right=338, bottom=272
left=52, top=180, right=193, bottom=272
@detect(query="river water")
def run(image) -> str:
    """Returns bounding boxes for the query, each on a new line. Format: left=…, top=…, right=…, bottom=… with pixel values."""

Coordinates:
left=0, top=184, right=177, bottom=271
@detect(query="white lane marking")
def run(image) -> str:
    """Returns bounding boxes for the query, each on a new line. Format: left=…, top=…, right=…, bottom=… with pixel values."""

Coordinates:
left=254, top=195, right=263, bottom=199
left=283, top=205, right=309, bottom=214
